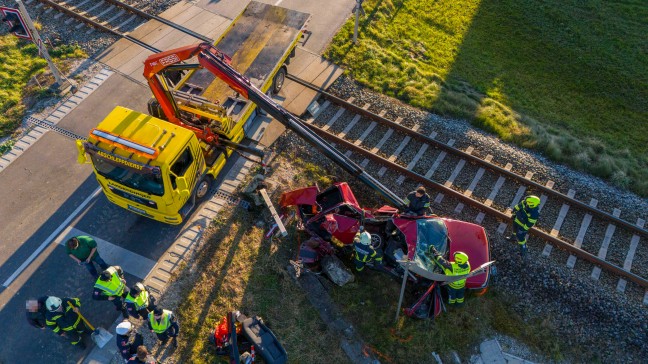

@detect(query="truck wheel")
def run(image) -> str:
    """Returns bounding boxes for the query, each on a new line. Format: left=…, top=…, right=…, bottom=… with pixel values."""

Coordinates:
left=272, top=66, right=287, bottom=94
left=195, top=176, right=213, bottom=201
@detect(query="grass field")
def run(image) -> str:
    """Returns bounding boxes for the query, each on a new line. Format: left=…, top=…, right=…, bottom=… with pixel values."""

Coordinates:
left=0, top=35, right=84, bottom=143
left=325, top=0, right=648, bottom=196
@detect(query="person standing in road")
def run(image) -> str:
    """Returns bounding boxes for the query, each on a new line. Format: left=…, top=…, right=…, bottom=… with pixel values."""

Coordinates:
left=93, top=266, right=130, bottom=319
left=430, top=248, right=471, bottom=307
left=127, top=346, right=157, bottom=363
left=148, top=308, right=179, bottom=347
left=125, top=282, right=157, bottom=320
left=67, top=235, right=110, bottom=279
left=506, top=195, right=541, bottom=257
left=44, top=296, right=91, bottom=349
left=25, top=297, right=49, bottom=329
left=403, top=186, right=431, bottom=216
left=116, top=320, right=143, bottom=363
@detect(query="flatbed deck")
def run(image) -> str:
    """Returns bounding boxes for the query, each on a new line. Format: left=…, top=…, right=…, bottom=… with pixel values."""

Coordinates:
left=178, top=2, right=310, bottom=105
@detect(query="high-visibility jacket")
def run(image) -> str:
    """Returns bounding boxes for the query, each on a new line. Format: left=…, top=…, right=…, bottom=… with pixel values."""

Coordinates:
left=149, top=310, right=173, bottom=333
left=45, top=298, right=82, bottom=335
left=513, top=200, right=539, bottom=231
left=94, top=266, right=125, bottom=297
left=434, top=256, right=471, bottom=289
left=125, top=288, right=150, bottom=310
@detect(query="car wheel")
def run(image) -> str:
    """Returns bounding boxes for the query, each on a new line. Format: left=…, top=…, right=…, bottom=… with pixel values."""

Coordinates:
left=370, top=233, right=383, bottom=249
left=272, top=66, right=287, bottom=94
left=195, top=176, right=213, bottom=201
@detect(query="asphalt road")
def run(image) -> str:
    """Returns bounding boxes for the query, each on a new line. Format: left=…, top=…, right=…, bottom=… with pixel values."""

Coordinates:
left=0, top=0, right=356, bottom=362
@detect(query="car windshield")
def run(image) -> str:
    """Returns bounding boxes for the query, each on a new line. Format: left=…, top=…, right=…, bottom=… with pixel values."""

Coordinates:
left=89, top=153, right=164, bottom=196
left=414, top=218, right=449, bottom=272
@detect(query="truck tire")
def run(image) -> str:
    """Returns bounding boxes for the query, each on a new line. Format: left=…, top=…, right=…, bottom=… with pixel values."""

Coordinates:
left=272, top=66, right=287, bottom=94
left=195, top=176, right=213, bottom=201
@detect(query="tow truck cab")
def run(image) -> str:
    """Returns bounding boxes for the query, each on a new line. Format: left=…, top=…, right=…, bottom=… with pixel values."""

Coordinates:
left=82, top=106, right=210, bottom=224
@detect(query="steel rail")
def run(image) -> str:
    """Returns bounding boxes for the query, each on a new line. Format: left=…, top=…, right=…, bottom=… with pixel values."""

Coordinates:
left=38, top=0, right=160, bottom=52
left=304, top=123, right=648, bottom=289
left=287, top=74, right=648, bottom=239
left=102, top=0, right=213, bottom=43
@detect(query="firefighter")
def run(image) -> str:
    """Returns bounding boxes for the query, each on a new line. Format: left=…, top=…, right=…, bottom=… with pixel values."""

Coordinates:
left=148, top=308, right=179, bottom=347
left=506, top=195, right=541, bottom=257
left=125, top=282, right=157, bottom=320
left=430, top=248, right=471, bottom=307
left=353, top=226, right=382, bottom=271
left=66, top=235, right=110, bottom=279
left=403, top=186, right=431, bottom=216
left=93, top=266, right=130, bottom=319
left=116, top=320, right=143, bottom=362
left=25, top=297, right=48, bottom=329
left=45, top=296, right=91, bottom=349
left=127, top=346, right=157, bottom=363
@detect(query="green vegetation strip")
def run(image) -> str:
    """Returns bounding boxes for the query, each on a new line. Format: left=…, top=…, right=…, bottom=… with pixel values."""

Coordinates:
left=0, top=35, right=84, bottom=139
left=326, top=0, right=648, bottom=196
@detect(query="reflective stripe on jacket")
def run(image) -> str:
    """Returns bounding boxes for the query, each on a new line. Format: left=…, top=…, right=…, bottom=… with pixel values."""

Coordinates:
left=45, top=298, right=82, bottom=334
left=513, top=201, right=539, bottom=230
left=94, top=266, right=125, bottom=296
left=125, top=289, right=149, bottom=310
left=354, top=241, right=377, bottom=262
left=149, top=310, right=172, bottom=333
left=434, top=256, right=471, bottom=289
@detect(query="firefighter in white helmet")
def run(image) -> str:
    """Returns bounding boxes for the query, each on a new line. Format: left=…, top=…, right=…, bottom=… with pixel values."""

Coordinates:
left=116, top=320, right=143, bottom=362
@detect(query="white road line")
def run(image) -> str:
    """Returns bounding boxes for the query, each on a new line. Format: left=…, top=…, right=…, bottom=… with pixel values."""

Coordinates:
left=3, top=187, right=102, bottom=287
left=58, top=227, right=155, bottom=279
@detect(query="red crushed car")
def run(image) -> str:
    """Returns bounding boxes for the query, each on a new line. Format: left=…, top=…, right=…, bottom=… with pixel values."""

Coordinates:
left=280, top=182, right=491, bottom=318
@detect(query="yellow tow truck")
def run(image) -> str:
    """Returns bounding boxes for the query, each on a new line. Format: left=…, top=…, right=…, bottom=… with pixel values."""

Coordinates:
left=78, top=2, right=311, bottom=224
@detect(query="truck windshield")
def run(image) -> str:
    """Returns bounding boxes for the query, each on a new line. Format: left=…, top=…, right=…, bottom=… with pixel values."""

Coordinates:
left=89, top=154, right=164, bottom=196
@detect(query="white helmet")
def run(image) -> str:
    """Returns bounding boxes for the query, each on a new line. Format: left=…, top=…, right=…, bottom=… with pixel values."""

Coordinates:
left=45, top=296, right=62, bottom=311
left=116, top=321, right=132, bottom=335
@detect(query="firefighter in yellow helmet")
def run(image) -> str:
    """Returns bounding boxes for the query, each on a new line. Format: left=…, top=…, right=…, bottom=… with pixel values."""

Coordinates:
left=430, top=248, right=471, bottom=307
left=506, top=195, right=541, bottom=257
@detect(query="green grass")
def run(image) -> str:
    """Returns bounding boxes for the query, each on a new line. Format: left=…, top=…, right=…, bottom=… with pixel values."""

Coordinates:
left=0, top=35, right=85, bottom=139
left=326, top=0, right=648, bottom=196
left=331, top=273, right=565, bottom=362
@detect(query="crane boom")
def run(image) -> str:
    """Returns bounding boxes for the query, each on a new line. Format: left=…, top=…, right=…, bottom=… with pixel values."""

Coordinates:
left=144, top=42, right=406, bottom=208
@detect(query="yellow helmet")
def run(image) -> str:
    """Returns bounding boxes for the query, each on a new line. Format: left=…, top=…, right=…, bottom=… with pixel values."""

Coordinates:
left=525, top=195, right=540, bottom=208
left=454, top=251, right=469, bottom=264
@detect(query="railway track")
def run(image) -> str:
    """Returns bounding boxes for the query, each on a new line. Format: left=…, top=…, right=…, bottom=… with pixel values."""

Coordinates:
left=24, top=0, right=648, bottom=303
left=29, top=0, right=210, bottom=52
left=288, top=74, right=648, bottom=303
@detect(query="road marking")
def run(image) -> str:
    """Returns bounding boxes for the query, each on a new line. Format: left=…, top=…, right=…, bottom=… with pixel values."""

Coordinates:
left=2, top=187, right=102, bottom=287
left=57, top=227, right=155, bottom=279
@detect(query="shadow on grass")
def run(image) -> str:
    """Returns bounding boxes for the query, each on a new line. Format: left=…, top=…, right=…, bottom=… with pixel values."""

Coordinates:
left=174, top=211, right=248, bottom=363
